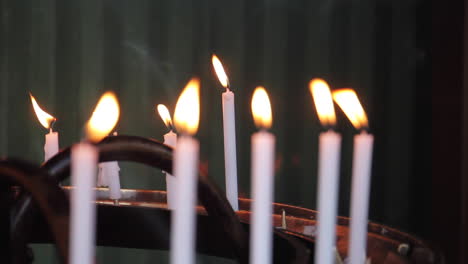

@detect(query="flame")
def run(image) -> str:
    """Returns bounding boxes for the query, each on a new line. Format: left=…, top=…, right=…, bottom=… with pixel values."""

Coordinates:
left=86, top=92, right=120, bottom=142
left=30, top=93, right=56, bottom=129
left=173, top=78, right=200, bottom=135
left=309, top=79, right=336, bottom=126
left=332, top=89, right=368, bottom=129
left=212, top=55, right=229, bottom=88
left=157, top=104, right=173, bottom=130
left=251, top=86, right=272, bottom=129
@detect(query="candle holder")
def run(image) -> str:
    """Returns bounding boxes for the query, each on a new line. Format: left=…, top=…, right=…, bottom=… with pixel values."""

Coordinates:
left=8, top=135, right=311, bottom=264
left=2, top=135, right=443, bottom=264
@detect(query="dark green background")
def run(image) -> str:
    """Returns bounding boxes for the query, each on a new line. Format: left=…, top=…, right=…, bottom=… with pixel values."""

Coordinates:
left=0, top=0, right=430, bottom=263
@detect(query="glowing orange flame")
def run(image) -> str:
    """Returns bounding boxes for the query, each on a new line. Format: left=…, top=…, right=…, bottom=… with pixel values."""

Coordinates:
left=309, top=79, right=336, bottom=126
left=86, top=92, right=120, bottom=142
left=332, top=89, right=368, bottom=129
left=157, top=104, right=173, bottom=130
left=173, top=78, right=200, bottom=135
left=30, top=93, right=56, bottom=129
left=212, top=55, right=229, bottom=88
left=251, top=86, right=272, bottom=129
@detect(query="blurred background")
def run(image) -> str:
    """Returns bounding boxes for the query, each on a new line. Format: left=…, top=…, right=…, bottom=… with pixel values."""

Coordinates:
left=0, top=0, right=430, bottom=263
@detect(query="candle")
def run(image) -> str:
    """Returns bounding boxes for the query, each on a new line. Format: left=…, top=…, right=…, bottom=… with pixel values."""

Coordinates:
left=310, top=79, right=342, bottom=264
left=170, top=78, right=200, bottom=264
left=157, top=104, right=178, bottom=209
left=30, top=93, right=59, bottom=161
left=333, top=89, right=374, bottom=264
left=97, top=164, right=108, bottom=187
left=106, top=159, right=121, bottom=201
left=250, top=86, right=275, bottom=264
left=212, top=55, right=239, bottom=211
left=70, top=92, right=120, bottom=264
left=106, top=132, right=121, bottom=201
left=70, top=142, right=98, bottom=264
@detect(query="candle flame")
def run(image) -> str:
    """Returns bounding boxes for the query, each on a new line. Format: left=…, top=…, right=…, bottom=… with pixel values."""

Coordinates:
left=309, top=79, right=336, bottom=126
left=212, top=54, right=229, bottom=88
left=86, top=92, right=120, bottom=142
left=30, top=93, right=56, bottom=129
left=332, top=89, right=368, bottom=129
left=157, top=104, right=173, bottom=130
left=173, top=78, right=200, bottom=135
left=251, top=86, right=272, bottom=129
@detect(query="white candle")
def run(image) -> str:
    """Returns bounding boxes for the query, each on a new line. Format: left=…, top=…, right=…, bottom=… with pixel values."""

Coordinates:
left=30, top=93, right=59, bottom=162
left=106, top=131, right=121, bottom=200
left=222, top=90, right=239, bottom=211
left=107, top=160, right=121, bottom=200
left=157, top=104, right=179, bottom=210
left=348, top=132, right=374, bottom=264
left=164, top=130, right=178, bottom=209
left=170, top=136, right=199, bottom=264
left=332, top=89, right=373, bottom=264
left=97, top=163, right=108, bottom=187
left=310, top=78, right=342, bottom=264
left=69, top=142, right=98, bottom=264
left=250, top=87, right=275, bottom=264
left=69, top=92, right=120, bottom=264
left=44, top=129, right=59, bottom=161
left=170, top=78, right=200, bottom=264
left=212, top=55, right=239, bottom=211
left=315, top=131, right=341, bottom=264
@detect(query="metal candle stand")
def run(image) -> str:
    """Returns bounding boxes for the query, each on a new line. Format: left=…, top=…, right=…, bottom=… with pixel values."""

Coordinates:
left=0, top=135, right=442, bottom=263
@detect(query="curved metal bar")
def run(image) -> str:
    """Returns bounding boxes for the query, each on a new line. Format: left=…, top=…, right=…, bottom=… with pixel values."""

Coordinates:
left=0, top=159, right=69, bottom=264
left=13, top=135, right=249, bottom=263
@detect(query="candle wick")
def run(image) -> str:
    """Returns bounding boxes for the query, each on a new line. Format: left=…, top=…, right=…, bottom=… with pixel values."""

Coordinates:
left=225, top=81, right=231, bottom=92
left=168, top=121, right=176, bottom=133
left=323, top=124, right=335, bottom=132
left=360, top=127, right=370, bottom=134
left=49, top=118, right=57, bottom=132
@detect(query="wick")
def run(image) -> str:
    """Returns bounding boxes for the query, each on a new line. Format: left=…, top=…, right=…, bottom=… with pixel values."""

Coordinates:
left=360, top=127, right=370, bottom=134
left=323, top=124, right=335, bottom=132
left=167, top=121, right=175, bottom=133
left=225, top=80, right=231, bottom=92
left=49, top=118, right=57, bottom=131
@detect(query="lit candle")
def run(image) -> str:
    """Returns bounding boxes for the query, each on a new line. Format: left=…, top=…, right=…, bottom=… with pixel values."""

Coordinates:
left=333, top=89, right=374, bottom=264
left=170, top=78, right=200, bottom=264
left=250, top=87, right=275, bottom=264
left=70, top=92, right=120, bottom=264
left=30, top=93, right=59, bottom=162
left=310, top=79, right=342, bottom=264
left=212, top=55, right=239, bottom=211
left=157, top=104, right=178, bottom=210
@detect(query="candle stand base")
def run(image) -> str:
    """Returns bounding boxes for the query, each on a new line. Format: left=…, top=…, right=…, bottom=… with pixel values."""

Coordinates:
left=25, top=187, right=441, bottom=264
